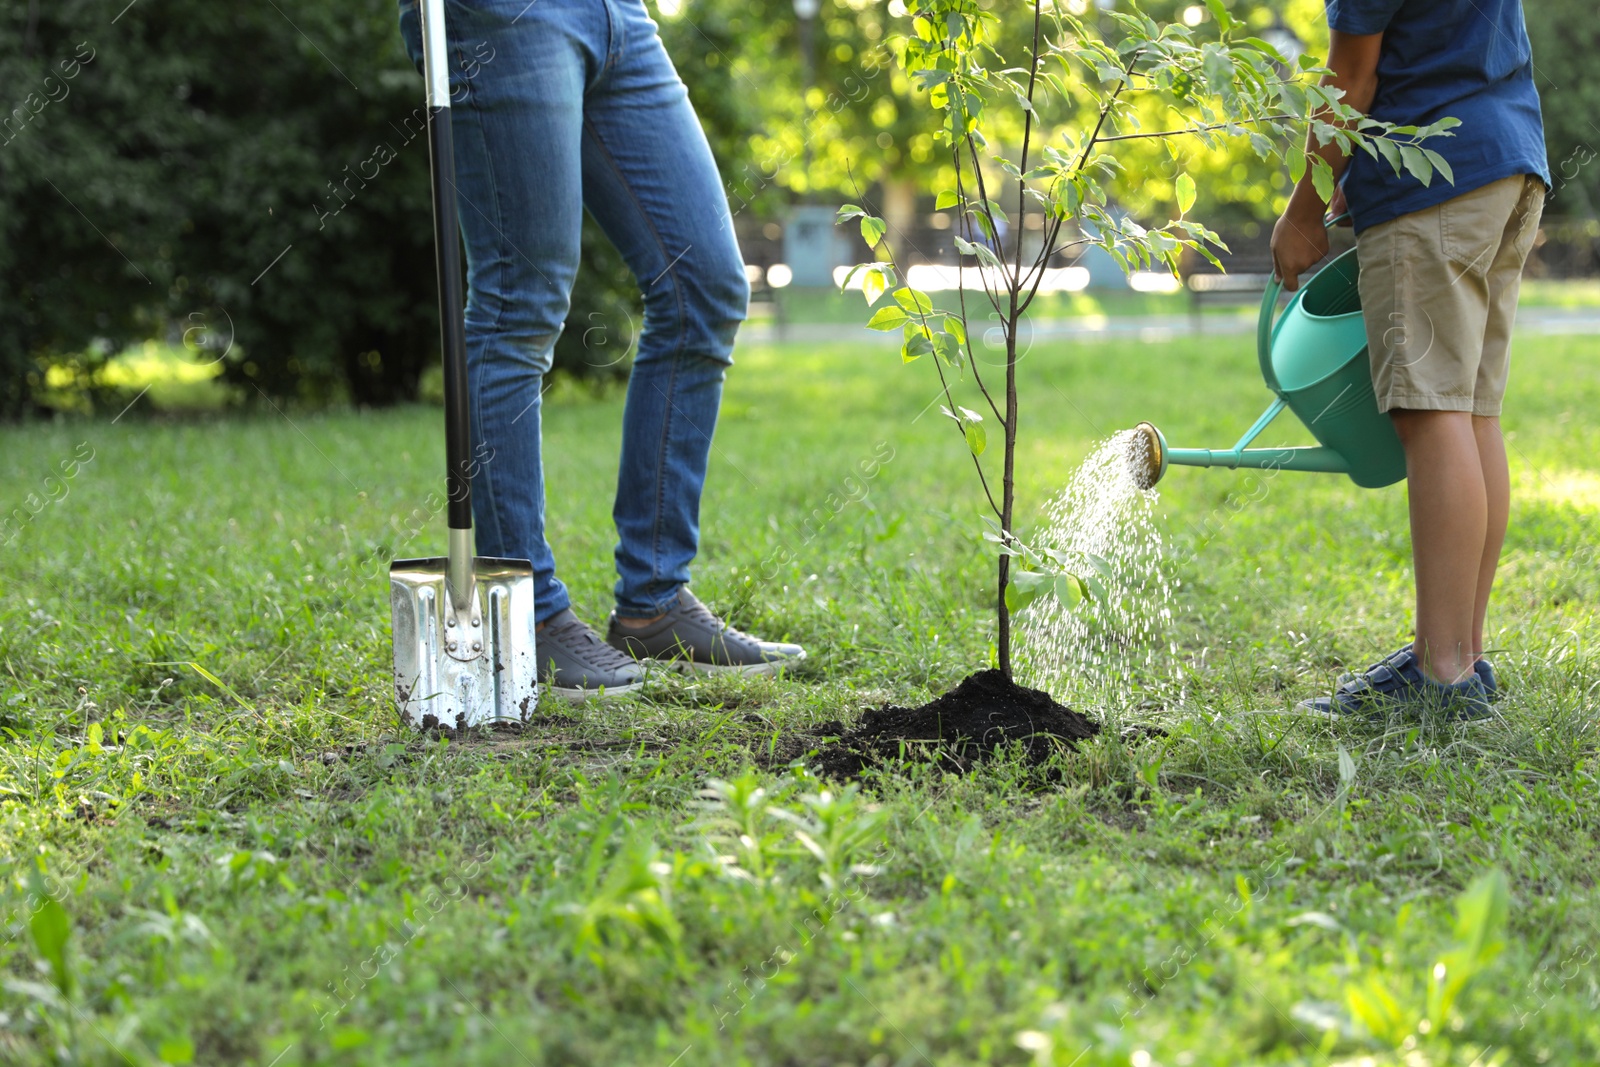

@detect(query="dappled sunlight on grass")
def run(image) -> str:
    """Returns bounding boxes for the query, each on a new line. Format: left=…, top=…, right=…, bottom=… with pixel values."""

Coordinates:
left=1517, top=466, right=1600, bottom=512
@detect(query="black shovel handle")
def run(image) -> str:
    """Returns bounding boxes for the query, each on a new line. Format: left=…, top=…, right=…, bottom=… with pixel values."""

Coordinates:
left=420, top=0, right=472, bottom=532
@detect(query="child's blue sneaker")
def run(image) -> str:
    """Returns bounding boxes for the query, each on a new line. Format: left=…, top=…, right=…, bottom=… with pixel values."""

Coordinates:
left=1335, top=642, right=1499, bottom=702
left=1300, top=644, right=1493, bottom=722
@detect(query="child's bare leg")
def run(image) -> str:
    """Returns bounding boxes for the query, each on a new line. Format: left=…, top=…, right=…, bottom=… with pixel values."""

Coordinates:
left=1471, top=415, right=1510, bottom=659
left=1391, top=409, right=1486, bottom=684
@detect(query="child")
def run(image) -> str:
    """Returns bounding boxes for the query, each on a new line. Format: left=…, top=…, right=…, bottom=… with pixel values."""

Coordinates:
left=1269, top=0, right=1550, bottom=718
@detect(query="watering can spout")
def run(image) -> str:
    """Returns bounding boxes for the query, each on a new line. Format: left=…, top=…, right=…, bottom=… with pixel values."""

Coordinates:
left=1130, top=422, right=1167, bottom=490
left=1131, top=419, right=1350, bottom=490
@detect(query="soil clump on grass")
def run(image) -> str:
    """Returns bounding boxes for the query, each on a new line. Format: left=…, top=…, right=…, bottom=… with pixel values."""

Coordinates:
left=808, top=669, right=1099, bottom=778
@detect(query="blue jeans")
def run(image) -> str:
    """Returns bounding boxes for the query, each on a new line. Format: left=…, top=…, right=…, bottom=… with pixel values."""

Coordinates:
left=400, top=0, right=748, bottom=622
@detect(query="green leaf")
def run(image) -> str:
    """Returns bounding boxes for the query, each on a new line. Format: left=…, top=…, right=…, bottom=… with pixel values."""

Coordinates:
left=1240, top=36, right=1288, bottom=64
left=1398, top=144, right=1434, bottom=187
left=1005, top=570, right=1051, bottom=613
left=1004, top=581, right=1034, bottom=614
left=1175, top=173, right=1196, bottom=216
left=901, top=331, right=933, bottom=363
left=1203, top=0, right=1234, bottom=31
left=1422, top=148, right=1455, bottom=185
left=953, top=235, right=1003, bottom=270
left=1084, top=553, right=1114, bottom=582
left=893, top=287, right=934, bottom=315
left=943, top=315, right=967, bottom=346
left=1310, top=158, right=1336, bottom=203
left=1346, top=976, right=1407, bottom=1043
left=862, top=267, right=887, bottom=307
left=934, top=189, right=960, bottom=211
left=1373, top=135, right=1403, bottom=174
left=29, top=896, right=72, bottom=998
left=867, top=306, right=910, bottom=331
left=932, top=330, right=962, bottom=368
left=1277, top=79, right=1308, bottom=119
left=836, top=204, right=866, bottom=223
left=1202, top=44, right=1235, bottom=93
left=1336, top=742, right=1356, bottom=788
left=1054, top=574, right=1083, bottom=609
left=971, top=210, right=997, bottom=243
left=1062, top=179, right=1083, bottom=217
left=964, top=422, right=986, bottom=456
left=1453, top=869, right=1509, bottom=964
left=861, top=215, right=888, bottom=248
left=1287, top=138, right=1307, bottom=184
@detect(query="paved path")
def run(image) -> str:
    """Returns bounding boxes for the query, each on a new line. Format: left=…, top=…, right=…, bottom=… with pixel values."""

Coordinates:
left=739, top=306, right=1600, bottom=346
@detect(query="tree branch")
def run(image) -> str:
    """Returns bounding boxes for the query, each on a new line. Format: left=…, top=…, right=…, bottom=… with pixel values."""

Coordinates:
left=962, top=133, right=1008, bottom=322
left=1073, top=49, right=1143, bottom=175
left=1093, top=114, right=1299, bottom=143
left=1012, top=0, right=1045, bottom=294
left=951, top=143, right=1006, bottom=429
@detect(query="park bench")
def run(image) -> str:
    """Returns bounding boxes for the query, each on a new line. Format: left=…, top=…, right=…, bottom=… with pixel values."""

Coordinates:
left=1185, top=269, right=1274, bottom=330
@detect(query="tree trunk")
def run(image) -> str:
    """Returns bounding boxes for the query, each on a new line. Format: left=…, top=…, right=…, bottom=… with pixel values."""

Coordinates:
left=997, top=316, right=1020, bottom=677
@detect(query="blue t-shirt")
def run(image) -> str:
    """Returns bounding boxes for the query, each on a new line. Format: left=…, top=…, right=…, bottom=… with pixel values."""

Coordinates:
left=1325, top=0, right=1549, bottom=232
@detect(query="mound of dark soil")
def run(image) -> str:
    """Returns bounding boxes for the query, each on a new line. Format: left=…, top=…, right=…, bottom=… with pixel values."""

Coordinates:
left=809, top=669, right=1100, bottom=778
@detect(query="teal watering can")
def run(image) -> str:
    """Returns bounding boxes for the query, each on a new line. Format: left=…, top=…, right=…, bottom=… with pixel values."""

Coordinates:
left=1133, top=233, right=1406, bottom=491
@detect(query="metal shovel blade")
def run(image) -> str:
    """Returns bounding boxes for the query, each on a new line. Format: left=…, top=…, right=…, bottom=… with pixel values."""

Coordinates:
left=389, top=556, right=538, bottom=730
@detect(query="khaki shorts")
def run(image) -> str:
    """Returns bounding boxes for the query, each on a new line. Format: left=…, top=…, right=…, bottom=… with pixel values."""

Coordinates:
left=1355, top=174, right=1545, bottom=417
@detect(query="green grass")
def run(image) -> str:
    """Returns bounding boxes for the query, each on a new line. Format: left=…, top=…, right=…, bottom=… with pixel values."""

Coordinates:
left=2, top=325, right=1598, bottom=1066
left=764, top=276, right=1600, bottom=324
left=766, top=285, right=1204, bottom=323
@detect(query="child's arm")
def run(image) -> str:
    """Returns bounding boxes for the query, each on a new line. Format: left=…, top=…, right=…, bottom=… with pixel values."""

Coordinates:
left=1270, top=30, right=1385, bottom=291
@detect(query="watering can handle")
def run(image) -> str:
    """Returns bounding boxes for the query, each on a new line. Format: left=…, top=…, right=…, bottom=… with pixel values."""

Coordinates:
left=1257, top=212, right=1351, bottom=395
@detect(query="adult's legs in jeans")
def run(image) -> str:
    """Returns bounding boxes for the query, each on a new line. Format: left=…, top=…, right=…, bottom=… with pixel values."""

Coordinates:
left=576, top=1, right=749, bottom=621
left=402, top=1, right=607, bottom=624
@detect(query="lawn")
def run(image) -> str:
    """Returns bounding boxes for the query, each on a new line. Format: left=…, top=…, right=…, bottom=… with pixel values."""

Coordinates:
left=1, top=324, right=1598, bottom=1065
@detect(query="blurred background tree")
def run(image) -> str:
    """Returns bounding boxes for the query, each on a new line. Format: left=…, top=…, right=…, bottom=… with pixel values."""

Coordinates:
left=1524, top=0, right=1600, bottom=216
left=0, top=0, right=709, bottom=416
left=0, top=0, right=1592, bottom=418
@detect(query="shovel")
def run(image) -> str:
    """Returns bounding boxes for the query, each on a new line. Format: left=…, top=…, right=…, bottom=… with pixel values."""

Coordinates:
left=389, top=0, right=538, bottom=730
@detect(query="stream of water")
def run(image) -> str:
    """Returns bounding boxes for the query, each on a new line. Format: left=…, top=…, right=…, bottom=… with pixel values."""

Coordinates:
left=1016, top=429, right=1176, bottom=711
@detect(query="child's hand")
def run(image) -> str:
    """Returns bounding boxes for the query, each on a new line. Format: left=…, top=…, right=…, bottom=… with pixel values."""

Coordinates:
left=1270, top=199, right=1331, bottom=291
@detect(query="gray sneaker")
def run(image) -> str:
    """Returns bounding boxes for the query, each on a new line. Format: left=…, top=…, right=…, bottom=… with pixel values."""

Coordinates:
left=537, top=609, right=645, bottom=701
left=605, top=588, right=807, bottom=676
